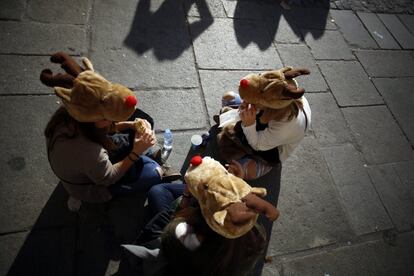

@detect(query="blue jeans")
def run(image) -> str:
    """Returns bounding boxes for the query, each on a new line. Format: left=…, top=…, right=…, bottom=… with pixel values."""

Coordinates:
left=131, top=183, right=185, bottom=246
left=109, top=155, right=162, bottom=196
left=147, top=183, right=185, bottom=217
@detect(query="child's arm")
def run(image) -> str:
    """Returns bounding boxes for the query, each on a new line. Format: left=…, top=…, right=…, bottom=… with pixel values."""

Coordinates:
left=113, top=121, right=135, bottom=132
left=241, top=119, right=299, bottom=151
left=239, top=103, right=280, bottom=151
left=109, top=119, right=152, bottom=133
left=239, top=102, right=305, bottom=151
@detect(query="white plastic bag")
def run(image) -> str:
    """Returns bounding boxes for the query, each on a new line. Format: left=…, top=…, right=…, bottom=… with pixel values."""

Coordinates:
left=218, top=109, right=240, bottom=128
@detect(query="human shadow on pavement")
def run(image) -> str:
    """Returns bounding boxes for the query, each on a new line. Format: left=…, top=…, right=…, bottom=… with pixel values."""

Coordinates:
left=180, top=125, right=281, bottom=276
left=233, top=0, right=330, bottom=50
left=7, top=184, right=77, bottom=276
left=7, top=183, right=148, bottom=276
left=75, top=193, right=148, bottom=276
left=124, top=0, right=213, bottom=60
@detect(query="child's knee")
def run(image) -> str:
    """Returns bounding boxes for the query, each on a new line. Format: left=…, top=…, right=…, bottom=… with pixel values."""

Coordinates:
left=245, top=159, right=258, bottom=180
left=244, top=159, right=272, bottom=180
left=148, top=184, right=165, bottom=200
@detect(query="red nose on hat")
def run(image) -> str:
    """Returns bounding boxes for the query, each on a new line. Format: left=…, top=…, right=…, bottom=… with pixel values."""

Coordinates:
left=240, top=79, right=249, bottom=88
left=125, top=95, right=138, bottom=107
left=190, top=155, right=202, bottom=166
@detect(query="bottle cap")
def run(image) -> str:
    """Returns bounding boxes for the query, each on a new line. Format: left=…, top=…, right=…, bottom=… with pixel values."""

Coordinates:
left=191, top=134, right=202, bottom=146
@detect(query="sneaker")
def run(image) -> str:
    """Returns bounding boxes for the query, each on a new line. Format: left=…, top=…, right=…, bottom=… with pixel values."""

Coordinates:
left=148, top=146, right=163, bottom=165
left=152, top=148, right=163, bottom=165
left=161, top=165, right=182, bottom=182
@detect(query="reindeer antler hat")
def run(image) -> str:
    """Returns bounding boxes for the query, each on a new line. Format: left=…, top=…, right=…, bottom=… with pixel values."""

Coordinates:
left=184, top=156, right=279, bottom=239
left=238, top=66, right=310, bottom=109
left=40, top=52, right=137, bottom=122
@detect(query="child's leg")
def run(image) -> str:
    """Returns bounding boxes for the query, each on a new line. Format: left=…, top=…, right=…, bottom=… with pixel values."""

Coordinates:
left=254, top=159, right=273, bottom=179
left=109, top=155, right=163, bottom=196
left=228, top=157, right=272, bottom=180
left=147, top=183, right=185, bottom=217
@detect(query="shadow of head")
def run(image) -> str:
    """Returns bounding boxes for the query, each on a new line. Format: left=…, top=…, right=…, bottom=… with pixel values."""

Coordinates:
left=233, top=1, right=330, bottom=49
left=124, top=0, right=213, bottom=61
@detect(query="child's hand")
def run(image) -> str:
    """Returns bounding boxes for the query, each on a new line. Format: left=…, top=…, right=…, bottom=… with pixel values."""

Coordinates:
left=133, top=119, right=152, bottom=137
left=137, top=119, right=151, bottom=130
left=132, top=128, right=157, bottom=155
left=239, top=102, right=256, bottom=127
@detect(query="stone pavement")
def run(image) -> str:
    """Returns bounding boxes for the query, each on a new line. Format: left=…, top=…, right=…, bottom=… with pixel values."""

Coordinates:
left=1, top=0, right=414, bottom=275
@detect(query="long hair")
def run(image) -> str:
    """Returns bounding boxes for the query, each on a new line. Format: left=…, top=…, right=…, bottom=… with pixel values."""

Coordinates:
left=161, top=207, right=266, bottom=276
left=44, top=106, right=116, bottom=152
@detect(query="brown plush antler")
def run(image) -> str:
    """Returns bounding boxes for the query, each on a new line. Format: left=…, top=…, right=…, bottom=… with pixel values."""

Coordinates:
left=284, top=68, right=310, bottom=80
left=40, top=52, right=84, bottom=89
left=50, top=52, right=83, bottom=77
left=226, top=202, right=257, bottom=226
left=242, top=193, right=279, bottom=221
left=225, top=192, right=279, bottom=226
left=40, top=69, right=75, bottom=89
left=282, top=84, right=305, bottom=99
left=281, top=68, right=310, bottom=99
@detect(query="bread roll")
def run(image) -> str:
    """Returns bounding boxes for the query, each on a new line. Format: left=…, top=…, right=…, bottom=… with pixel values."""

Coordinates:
left=135, top=118, right=147, bottom=135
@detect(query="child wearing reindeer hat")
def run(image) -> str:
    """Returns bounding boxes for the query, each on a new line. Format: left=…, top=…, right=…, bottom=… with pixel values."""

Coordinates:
left=120, top=155, right=279, bottom=276
left=42, top=52, right=180, bottom=210
left=217, top=67, right=312, bottom=180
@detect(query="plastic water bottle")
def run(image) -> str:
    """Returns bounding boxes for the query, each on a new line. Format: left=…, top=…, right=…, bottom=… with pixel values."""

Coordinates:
left=161, top=128, right=173, bottom=164
left=201, top=131, right=210, bottom=147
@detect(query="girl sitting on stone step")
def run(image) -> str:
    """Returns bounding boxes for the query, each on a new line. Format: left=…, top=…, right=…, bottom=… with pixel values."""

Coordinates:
left=41, top=52, right=180, bottom=211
